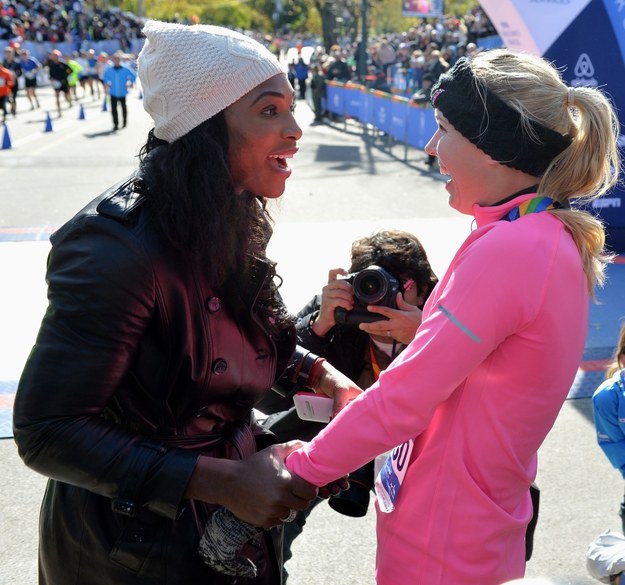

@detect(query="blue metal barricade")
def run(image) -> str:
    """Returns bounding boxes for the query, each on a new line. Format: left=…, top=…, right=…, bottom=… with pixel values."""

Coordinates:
left=344, top=83, right=363, bottom=120
left=359, top=87, right=374, bottom=125
left=406, top=104, right=437, bottom=149
left=390, top=96, right=409, bottom=143
left=372, top=90, right=392, bottom=134
left=325, top=81, right=345, bottom=116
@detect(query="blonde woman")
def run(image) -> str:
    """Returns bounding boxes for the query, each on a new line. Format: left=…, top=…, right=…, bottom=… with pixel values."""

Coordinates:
left=286, top=49, right=620, bottom=584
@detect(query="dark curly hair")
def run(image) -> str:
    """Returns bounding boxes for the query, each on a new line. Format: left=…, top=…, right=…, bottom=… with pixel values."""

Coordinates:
left=137, top=116, right=292, bottom=334
left=349, top=229, right=438, bottom=308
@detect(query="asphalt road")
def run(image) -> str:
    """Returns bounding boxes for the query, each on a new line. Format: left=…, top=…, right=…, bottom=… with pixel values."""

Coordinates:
left=1, top=83, right=623, bottom=585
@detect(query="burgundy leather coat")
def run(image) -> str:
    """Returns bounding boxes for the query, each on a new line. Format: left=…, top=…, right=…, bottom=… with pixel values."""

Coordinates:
left=13, top=177, right=313, bottom=585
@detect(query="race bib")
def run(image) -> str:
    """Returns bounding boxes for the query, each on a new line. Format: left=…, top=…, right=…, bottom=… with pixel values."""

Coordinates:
left=0, top=78, right=5, bottom=87
left=25, top=71, right=35, bottom=79
left=374, top=439, right=414, bottom=513
left=52, top=79, right=62, bottom=89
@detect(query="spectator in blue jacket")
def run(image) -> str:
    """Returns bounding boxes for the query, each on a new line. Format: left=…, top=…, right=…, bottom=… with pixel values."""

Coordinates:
left=294, top=57, right=309, bottom=100
left=102, top=51, right=136, bottom=131
left=593, top=323, right=625, bottom=533
left=18, top=48, right=41, bottom=110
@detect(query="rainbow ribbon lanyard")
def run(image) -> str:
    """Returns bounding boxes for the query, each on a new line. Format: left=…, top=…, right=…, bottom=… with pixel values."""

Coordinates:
left=502, top=196, right=556, bottom=222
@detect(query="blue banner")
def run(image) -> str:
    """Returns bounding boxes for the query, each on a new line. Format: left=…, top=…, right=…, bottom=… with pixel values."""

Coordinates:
left=344, top=84, right=363, bottom=119
left=359, top=89, right=374, bottom=126
left=325, top=82, right=345, bottom=116
left=372, top=92, right=392, bottom=134
left=406, top=105, right=437, bottom=150
left=479, top=0, right=625, bottom=251
left=321, top=83, right=437, bottom=151
left=389, top=97, right=409, bottom=143
left=0, top=40, right=138, bottom=65
left=542, top=0, right=625, bottom=250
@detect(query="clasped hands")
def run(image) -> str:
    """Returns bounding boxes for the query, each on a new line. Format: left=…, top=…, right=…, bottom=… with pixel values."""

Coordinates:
left=222, top=359, right=362, bottom=528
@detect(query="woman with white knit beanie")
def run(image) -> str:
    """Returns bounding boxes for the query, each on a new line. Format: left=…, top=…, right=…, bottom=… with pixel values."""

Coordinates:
left=13, top=20, right=361, bottom=585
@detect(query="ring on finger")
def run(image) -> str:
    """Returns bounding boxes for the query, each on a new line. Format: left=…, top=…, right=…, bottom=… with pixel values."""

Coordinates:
left=280, top=509, right=298, bottom=523
left=386, top=330, right=391, bottom=338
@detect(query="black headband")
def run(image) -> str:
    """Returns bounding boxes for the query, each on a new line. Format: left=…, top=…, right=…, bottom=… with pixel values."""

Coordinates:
left=431, top=57, right=572, bottom=176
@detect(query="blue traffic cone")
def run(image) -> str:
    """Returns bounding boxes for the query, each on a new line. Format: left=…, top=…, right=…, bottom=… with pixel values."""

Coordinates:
left=78, top=104, right=86, bottom=120
left=2, top=124, right=12, bottom=150
left=44, top=112, right=53, bottom=133
left=102, top=97, right=107, bottom=112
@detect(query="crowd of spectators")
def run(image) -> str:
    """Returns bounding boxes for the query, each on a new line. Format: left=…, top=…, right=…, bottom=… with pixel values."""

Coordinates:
left=303, top=7, right=498, bottom=98
left=1, top=0, right=498, bottom=111
left=0, top=0, right=143, bottom=49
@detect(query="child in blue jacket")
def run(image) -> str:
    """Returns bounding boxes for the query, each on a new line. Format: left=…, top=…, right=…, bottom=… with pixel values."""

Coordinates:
left=593, top=324, right=625, bottom=532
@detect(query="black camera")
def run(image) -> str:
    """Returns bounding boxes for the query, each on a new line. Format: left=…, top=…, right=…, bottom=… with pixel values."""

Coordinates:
left=335, top=265, right=400, bottom=325
left=328, top=460, right=374, bottom=518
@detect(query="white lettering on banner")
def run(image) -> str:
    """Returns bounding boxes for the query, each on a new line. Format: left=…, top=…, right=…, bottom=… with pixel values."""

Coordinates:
left=571, top=53, right=598, bottom=87
left=592, top=198, right=622, bottom=209
left=617, top=0, right=625, bottom=12
left=378, top=107, right=387, bottom=125
left=495, top=20, right=523, bottom=46
left=530, top=0, right=571, bottom=3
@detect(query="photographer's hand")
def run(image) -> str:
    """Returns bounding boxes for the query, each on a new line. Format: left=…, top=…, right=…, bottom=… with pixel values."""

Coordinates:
left=360, top=293, right=423, bottom=345
left=311, top=268, right=353, bottom=337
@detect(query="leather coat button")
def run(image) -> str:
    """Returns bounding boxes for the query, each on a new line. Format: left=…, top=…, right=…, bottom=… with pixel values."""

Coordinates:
left=212, top=358, right=228, bottom=374
left=206, top=297, right=222, bottom=312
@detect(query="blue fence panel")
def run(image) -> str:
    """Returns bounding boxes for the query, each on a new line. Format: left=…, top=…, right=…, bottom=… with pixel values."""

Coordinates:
left=389, top=97, right=409, bottom=142
left=2, top=40, right=131, bottom=64
left=406, top=105, right=437, bottom=149
left=372, top=92, right=392, bottom=134
left=325, top=83, right=345, bottom=116
left=344, top=84, right=363, bottom=119
left=359, top=89, right=374, bottom=125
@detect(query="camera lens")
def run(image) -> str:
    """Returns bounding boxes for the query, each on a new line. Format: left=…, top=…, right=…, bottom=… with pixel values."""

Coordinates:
left=360, top=275, right=382, bottom=296
left=353, top=268, right=388, bottom=304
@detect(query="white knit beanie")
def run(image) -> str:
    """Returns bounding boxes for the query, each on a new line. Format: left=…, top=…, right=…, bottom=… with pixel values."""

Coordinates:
left=137, top=20, right=284, bottom=143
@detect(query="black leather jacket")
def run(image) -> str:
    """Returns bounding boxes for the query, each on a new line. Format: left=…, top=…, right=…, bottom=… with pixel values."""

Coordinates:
left=13, top=177, right=315, bottom=585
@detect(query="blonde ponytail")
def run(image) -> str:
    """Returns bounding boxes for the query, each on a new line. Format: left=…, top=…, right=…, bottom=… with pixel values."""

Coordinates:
left=471, top=50, right=621, bottom=294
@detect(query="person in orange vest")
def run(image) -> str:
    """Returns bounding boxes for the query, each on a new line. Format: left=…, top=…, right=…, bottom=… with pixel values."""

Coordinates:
left=0, top=63, right=16, bottom=124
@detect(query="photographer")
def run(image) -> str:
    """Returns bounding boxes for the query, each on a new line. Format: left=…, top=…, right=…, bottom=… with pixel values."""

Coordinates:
left=259, top=229, right=438, bottom=582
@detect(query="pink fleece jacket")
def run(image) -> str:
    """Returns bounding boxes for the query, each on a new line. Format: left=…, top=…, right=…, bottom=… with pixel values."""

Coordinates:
left=286, top=193, right=589, bottom=585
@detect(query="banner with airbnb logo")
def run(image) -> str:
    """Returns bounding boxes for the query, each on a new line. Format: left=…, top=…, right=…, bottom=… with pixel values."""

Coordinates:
left=479, top=0, right=625, bottom=251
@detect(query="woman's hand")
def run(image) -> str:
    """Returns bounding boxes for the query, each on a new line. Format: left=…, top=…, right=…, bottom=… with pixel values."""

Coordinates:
left=310, top=268, right=353, bottom=337
left=186, top=442, right=319, bottom=528
left=359, top=292, right=423, bottom=345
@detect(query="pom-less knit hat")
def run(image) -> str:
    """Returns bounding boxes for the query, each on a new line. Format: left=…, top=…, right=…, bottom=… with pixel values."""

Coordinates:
left=137, top=20, right=284, bottom=143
